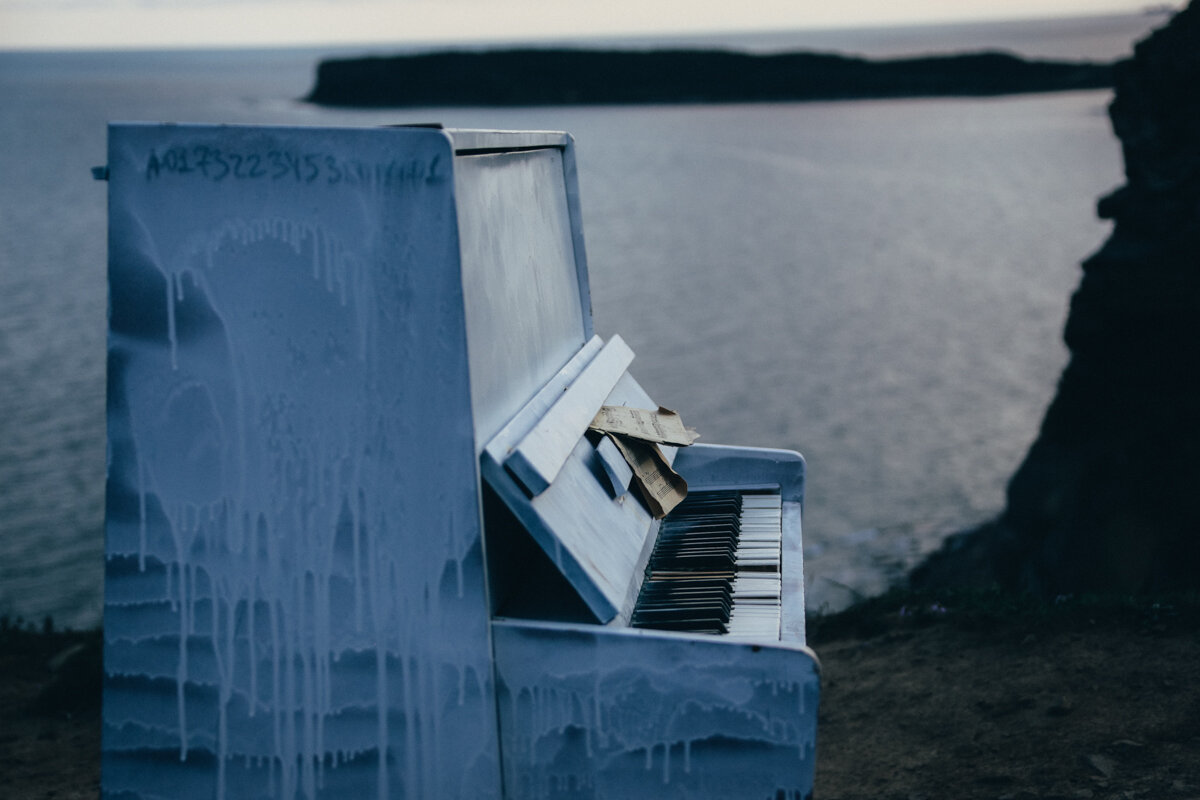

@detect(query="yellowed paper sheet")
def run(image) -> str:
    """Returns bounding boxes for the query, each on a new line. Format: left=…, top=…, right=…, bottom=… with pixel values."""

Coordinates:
left=589, top=405, right=699, bottom=446
left=607, top=433, right=688, bottom=518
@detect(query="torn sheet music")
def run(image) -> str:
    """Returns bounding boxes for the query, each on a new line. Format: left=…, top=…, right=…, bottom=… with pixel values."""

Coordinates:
left=589, top=405, right=699, bottom=446
left=605, top=433, right=688, bottom=518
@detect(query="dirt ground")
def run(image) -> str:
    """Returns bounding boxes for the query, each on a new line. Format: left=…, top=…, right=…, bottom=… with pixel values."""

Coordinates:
left=2, top=593, right=1198, bottom=799
left=810, top=592, right=1200, bottom=800
left=0, top=623, right=101, bottom=799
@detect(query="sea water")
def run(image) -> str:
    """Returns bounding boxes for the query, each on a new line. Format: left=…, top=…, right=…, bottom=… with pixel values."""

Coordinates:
left=0, top=12, right=1167, bottom=626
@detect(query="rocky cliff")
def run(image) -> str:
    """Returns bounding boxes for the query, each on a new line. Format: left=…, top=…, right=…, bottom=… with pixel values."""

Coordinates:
left=915, top=2, right=1200, bottom=595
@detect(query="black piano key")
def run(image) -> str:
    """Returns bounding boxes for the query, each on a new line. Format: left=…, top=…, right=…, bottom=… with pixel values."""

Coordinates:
left=632, top=488, right=782, bottom=637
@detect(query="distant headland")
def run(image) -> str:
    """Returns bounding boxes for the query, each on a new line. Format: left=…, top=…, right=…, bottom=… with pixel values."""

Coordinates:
left=304, top=48, right=1114, bottom=108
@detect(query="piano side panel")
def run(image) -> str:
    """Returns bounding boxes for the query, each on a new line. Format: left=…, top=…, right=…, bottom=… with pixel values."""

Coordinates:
left=103, top=124, right=501, bottom=799
left=672, top=444, right=808, bottom=644
left=671, top=443, right=806, bottom=503
left=492, top=619, right=819, bottom=800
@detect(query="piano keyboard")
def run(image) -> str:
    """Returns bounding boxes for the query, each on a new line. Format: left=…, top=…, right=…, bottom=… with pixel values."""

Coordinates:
left=631, top=489, right=782, bottom=639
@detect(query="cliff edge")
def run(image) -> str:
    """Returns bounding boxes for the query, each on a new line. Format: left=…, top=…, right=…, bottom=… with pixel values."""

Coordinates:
left=915, top=2, right=1200, bottom=595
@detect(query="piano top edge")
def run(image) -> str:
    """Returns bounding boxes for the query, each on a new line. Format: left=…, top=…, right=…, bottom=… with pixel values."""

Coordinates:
left=491, top=616, right=820, bottom=660
left=446, top=129, right=574, bottom=153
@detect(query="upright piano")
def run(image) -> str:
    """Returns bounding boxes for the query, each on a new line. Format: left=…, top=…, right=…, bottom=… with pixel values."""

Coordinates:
left=101, top=124, right=819, bottom=799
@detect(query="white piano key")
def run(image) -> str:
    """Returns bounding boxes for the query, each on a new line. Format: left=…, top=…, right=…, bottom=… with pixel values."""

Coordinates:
left=634, top=487, right=783, bottom=640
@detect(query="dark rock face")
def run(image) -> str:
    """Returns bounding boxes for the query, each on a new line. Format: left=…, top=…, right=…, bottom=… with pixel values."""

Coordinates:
left=915, top=2, right=1200, bottom=595
left=304, top=48, right=1112, bottom=108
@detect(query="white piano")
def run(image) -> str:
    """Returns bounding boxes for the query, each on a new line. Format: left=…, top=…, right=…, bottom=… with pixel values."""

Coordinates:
left=101, top=123, right=819, bottom=799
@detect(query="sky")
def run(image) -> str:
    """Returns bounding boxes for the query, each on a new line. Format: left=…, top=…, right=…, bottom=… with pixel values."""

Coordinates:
left=0, top=0, right=1160, bottom=50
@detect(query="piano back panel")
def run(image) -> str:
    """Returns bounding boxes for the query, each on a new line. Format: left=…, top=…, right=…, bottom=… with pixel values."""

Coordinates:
left=491, top=619, right=819, bottom=800
left=103, top=124, right=501, bottom=798
left=454, top=146, right=591, bottom=451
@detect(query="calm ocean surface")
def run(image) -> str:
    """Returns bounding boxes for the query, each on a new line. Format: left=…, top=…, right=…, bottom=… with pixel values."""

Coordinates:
left=0, top=13, right=1167, bottom=627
